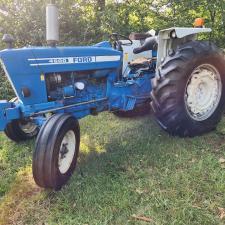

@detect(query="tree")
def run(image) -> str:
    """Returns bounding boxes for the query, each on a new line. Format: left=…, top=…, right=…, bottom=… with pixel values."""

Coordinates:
left=0, top=0, right=224, bottom=99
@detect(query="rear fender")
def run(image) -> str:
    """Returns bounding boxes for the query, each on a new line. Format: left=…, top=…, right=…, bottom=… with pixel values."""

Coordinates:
left=157, top=27, right=212, bottom=68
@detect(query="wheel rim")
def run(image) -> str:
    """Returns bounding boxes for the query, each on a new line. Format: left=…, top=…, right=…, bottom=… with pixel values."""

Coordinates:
left=18, top=121, right=38, bottom=134
left=58, top=130, right=76, bottom=174
left=185, top=64, right=222, bottom=121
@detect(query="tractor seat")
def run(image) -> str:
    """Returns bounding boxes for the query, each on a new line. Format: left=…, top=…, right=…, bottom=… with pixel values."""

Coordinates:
left=133, top=36, right=158, bottom=54
left=129, top=32, right=151, bottom=40
left=128, top=57, right=151, bottom=70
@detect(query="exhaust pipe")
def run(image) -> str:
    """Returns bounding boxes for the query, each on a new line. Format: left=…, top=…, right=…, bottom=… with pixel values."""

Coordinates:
left=46, top=2, right=59, bottom=46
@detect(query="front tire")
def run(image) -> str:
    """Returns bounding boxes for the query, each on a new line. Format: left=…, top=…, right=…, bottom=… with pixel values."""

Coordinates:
left=151, top=41, right=225, bottom=137
left=4, top=119, right=39, bottom=142
left=33, top=114, right=80, bottom=190
left=4, top=97, right=39, bottom=142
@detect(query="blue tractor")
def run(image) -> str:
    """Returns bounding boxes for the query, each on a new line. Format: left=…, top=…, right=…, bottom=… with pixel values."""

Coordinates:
left=0, top=4, right=225, bottom=190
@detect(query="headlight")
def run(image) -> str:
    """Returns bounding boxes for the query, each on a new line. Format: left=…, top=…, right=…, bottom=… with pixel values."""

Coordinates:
left=170, top=30, right=177, bottom=39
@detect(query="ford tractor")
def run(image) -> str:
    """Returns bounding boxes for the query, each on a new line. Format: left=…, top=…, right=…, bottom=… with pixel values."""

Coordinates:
left=0, top=4, right=224, bottom=190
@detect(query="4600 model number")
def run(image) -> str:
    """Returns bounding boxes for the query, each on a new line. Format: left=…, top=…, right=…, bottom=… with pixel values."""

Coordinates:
left=49, top=57, right=95, bottom=64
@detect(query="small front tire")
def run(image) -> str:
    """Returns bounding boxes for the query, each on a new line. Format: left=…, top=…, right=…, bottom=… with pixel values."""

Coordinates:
left=32, top=114, right=80, bottom=190
left=4, top=97, right=39, bottom=142
left=4, top=119, right=39, bottom=142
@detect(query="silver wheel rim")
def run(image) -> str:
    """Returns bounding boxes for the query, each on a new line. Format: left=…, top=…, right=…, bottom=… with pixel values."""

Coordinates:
left=18, top=121, right=38, bottom=134
left=58, top=130, right=76, bottom=174
left=185, top=64, right=222, bottom=121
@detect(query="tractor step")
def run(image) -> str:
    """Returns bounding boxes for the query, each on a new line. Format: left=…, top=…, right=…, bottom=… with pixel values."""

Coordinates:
left=125, top=97, right=136, bottom=111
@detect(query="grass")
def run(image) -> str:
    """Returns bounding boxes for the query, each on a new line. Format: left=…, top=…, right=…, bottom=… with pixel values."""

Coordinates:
left=0, top=112, right=225, bottom=225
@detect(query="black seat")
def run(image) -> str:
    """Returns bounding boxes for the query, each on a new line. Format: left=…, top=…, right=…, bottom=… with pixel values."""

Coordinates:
left=129, top=32, right=151, bottom=40
left=133, top=37, right=158, bottom=54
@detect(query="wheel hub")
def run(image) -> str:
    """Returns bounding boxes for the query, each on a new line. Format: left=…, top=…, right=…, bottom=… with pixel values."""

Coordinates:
left=18, top=120, right=38, bottom=134
left=58, top=130, right=76, bottom=174
left=60, top=143, right=69, bottom=159
left=185, top=64, right=222, bottom=121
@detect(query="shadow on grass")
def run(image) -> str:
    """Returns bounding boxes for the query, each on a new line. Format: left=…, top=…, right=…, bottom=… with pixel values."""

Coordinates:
left=1, top=112, right=225, bottom=225
left=44, top=113, right=225, bottom=225
left=0, top=137, right=34, bottom=197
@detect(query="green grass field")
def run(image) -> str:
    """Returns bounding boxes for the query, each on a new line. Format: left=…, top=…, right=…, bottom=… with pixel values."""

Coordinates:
left=0, top=112, right=225, bottom=225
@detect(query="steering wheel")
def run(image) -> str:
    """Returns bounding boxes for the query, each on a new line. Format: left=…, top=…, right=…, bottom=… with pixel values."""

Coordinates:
left=110, top=33, right=133, bottom=50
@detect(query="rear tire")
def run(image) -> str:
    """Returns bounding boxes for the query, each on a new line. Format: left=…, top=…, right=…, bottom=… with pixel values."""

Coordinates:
left=32, top=114, right=80, bottom=190
left=151, top=41, right=225, bottom=137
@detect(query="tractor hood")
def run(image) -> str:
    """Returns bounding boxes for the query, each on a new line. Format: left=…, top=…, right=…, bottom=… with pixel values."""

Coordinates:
left=0, top=44, right=122, bottom=105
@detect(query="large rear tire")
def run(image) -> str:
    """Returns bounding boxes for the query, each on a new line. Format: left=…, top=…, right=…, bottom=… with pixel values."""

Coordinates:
left=33, top=114, right=80, bottom=190
left=151, top=41, right=225, bottom=137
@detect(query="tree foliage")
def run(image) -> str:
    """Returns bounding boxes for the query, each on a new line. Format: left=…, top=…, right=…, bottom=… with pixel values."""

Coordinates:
left=0, top=0, right=224, bottom=99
